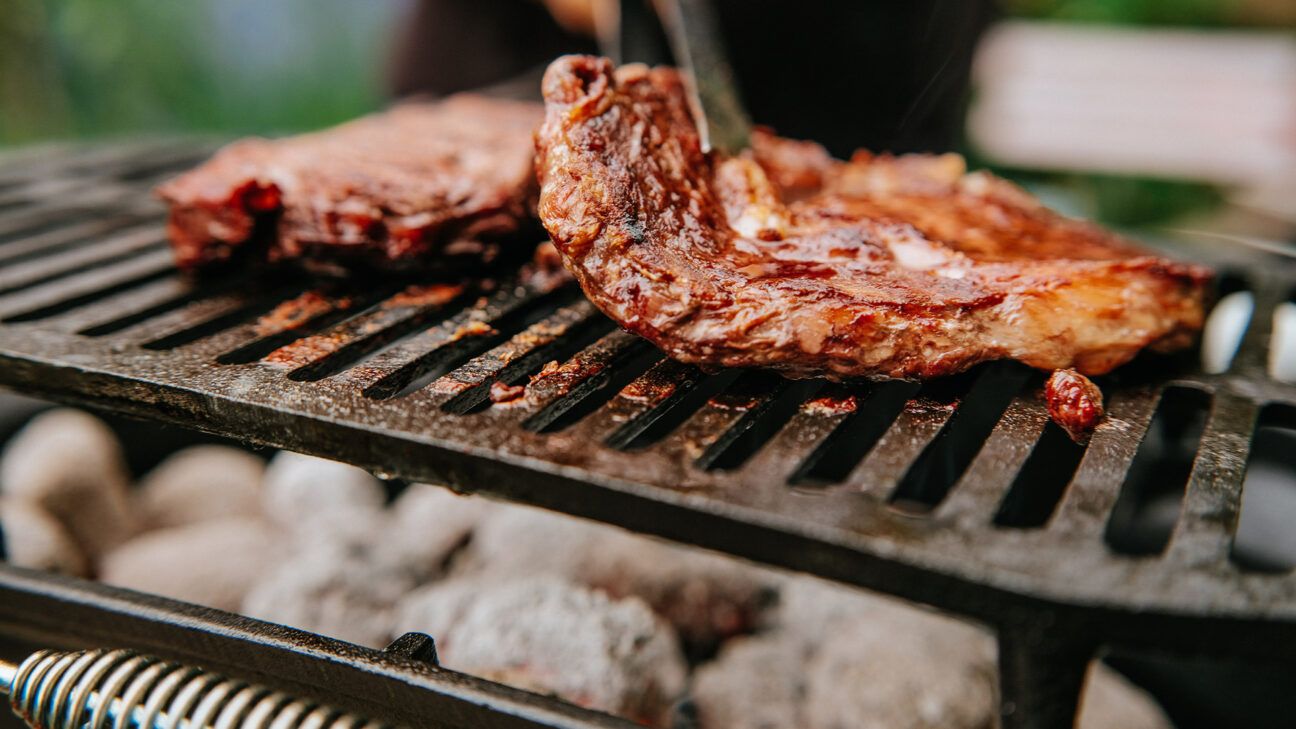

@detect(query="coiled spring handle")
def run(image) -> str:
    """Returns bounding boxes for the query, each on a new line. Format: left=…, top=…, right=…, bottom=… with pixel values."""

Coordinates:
left=0, top=649, right=393, bottom=729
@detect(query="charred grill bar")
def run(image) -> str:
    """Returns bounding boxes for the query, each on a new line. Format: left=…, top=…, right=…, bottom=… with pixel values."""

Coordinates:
left=0, top=140, right=1294, bottom=729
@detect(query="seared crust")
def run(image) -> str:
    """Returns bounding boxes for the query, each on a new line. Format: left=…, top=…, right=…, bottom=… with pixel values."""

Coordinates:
left=535, top=56, right=1211, bottom=380
left=1045, top=369, right=1106, bottom=443
left=158, top=95, right=542, bottom=272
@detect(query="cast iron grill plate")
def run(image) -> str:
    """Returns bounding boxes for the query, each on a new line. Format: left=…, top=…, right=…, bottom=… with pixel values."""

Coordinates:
left=1, top=140, right=1295, bottom=704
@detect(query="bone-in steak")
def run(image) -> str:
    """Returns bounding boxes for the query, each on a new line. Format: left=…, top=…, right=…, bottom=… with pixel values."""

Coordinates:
left=535, top=56, right=1210, bottom=387
left=158, top=94, right=542, bottom=273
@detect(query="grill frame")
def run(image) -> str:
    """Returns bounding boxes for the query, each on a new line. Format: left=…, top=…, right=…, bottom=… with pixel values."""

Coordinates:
left=0, top=564, right=633, bottom=729
left=2, top=139, right=1295, bottom=729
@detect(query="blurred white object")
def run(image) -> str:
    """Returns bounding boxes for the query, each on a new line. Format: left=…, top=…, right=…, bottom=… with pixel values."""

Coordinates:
left=1201, top=290, right=1254, bottom=374
left=0, top=497, right=87, bottom=576
left=1269, top=302, right=1296, bottom=382
left=0, top=409, right=136, bottom=561
left=100, top=517, right=283, bottom=611
left=458, top=501, right=777, bottom=652
left=691, top=633, right=809, bottom=729
left=396, top=576, right=687, bottom=726
left=376, top=483, right=488, bottom=571
left=970, top=22, right=1296, bottom=189
left=242, top=539, right=410, bottom=648
left=696, top=576, right=1169, bottom=729
left=243, top=482, right=487, bottom=649
left=261, top=451, right=385, bottom=538
left=135, top=445, right=265, bottom=530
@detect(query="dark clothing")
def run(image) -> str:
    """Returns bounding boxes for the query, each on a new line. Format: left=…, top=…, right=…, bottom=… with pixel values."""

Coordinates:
left=392, top=0, right=993, bottom=156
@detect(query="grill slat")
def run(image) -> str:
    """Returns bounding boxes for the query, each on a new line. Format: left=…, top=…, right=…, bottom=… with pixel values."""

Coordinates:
left=344, top=280, right=564, bottom=397
left=935, top=392, right=1052, bottom=528
left=0, top=214, right=152, bottom=262
left=1050, top=386, right=1163, bottom=536
left=0, top=189, right=155, bottom=235
left=847, top=394, right=957, bottom=501
left=46, top=275, right=198, bottom=334
left=737, top=384, right=858, bottom=485
left=213, top=288, right=394, bottom=364
left=0, top=225, right=165, bottom=294
left=654, top=372, right=789, bottom=469
left=0, top=139, right=201, bottom=187
left=580, top=359, right=707, bottom=448
left=1165, top=390, right=1259, bottom=567
left=0, top=248, right=176, bottom=322
left=82, top=286, right=252, bottom=340
left=266, top=284, right=471, bottom=381
left=1230, top=278, right=1287, bottom=376
left=517, top=330, right=648, bottom=431
left=431, top=300, right=606, bottom=413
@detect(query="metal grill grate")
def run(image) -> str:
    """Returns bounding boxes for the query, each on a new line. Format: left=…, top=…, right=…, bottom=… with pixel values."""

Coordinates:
left=1, top=140, right=1295, bottom=729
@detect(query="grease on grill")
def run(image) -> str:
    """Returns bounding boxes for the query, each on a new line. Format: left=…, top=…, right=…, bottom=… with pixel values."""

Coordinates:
left=383, top=283, right=466, bottom=309
left=262, top=283, right=466, bottom=369
left=252, top=290, right=350, bottom=336
left=622, top=374, right=681, bottom=404
left=803, top=392, right=859, bottom=416
left=430, top=306, right=590, bottom=397
left=524, top=358, right=595, bottom=400
left=489, top=381, right=527, bottom=404
left=450, top=319, right=498, bottom=341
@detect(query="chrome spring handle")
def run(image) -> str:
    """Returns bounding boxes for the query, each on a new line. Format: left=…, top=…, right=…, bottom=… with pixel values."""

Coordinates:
left=0, top=649, right=393, bottom=729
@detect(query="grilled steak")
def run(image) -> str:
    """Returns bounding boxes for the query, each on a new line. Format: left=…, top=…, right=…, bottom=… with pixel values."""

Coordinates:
left=158, top=94, right=542, bottom=272
left=535, top=57, right=1210, bottom=391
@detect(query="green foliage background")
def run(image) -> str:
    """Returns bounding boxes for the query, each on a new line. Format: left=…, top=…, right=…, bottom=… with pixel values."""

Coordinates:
left=0, top=0, right=396, bottom=145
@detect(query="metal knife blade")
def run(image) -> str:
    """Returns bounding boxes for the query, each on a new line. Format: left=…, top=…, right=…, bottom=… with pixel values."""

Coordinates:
left=657, top=0, right=753, bottom=155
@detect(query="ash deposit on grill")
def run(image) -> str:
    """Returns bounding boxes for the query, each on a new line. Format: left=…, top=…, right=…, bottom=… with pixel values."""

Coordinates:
left=0, top=408, right=1174, bottom=729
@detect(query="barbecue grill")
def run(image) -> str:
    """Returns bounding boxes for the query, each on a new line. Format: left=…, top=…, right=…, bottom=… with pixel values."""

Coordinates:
left=0, top=138, right=1293, bottom=729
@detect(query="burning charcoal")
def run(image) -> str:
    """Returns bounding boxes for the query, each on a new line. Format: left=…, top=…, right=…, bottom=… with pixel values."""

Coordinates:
left=690, top=632, right=810, bottom=729
left=135, top=445, right=265, bottom=531
left=261, top=451, right=385, bottom=539
left=459, top=503, right=777, bottom=657
left=746, top=577, right=1170, bottom=729
left=0, top=497, right=88, bottom=576
left=803, top=607, right=998, bottom=729
left=242, top=484, right=489, bottom=649
left=99, top=517, right=283, bottom=612
left=241, top=538, right=410, bottom=649
left=395, top=576, right=687, bottom=727
left=0, top=409, right=135, bottom=562
left=374, top=483, right=490, bottom=574
left=1080, top=664, right=1173, bottom=729
left=801, top=604, right=1170, bottom=729
left=767, top=575, right=891, bottom=639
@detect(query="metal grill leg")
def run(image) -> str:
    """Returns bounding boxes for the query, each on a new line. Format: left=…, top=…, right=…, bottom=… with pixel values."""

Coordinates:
left=997, top=629, right=1093, bottom=729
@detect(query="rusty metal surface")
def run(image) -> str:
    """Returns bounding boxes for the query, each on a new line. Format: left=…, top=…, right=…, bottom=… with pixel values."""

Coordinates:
left=1, top=142, right=1295, bottom=728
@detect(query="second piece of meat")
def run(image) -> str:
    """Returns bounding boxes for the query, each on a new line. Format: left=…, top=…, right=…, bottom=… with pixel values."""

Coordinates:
left=158, top=94, right=543, bottom=273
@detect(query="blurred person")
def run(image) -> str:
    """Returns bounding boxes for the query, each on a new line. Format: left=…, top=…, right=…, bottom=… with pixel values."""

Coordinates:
left=391, top=0, right=995, bottom=157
